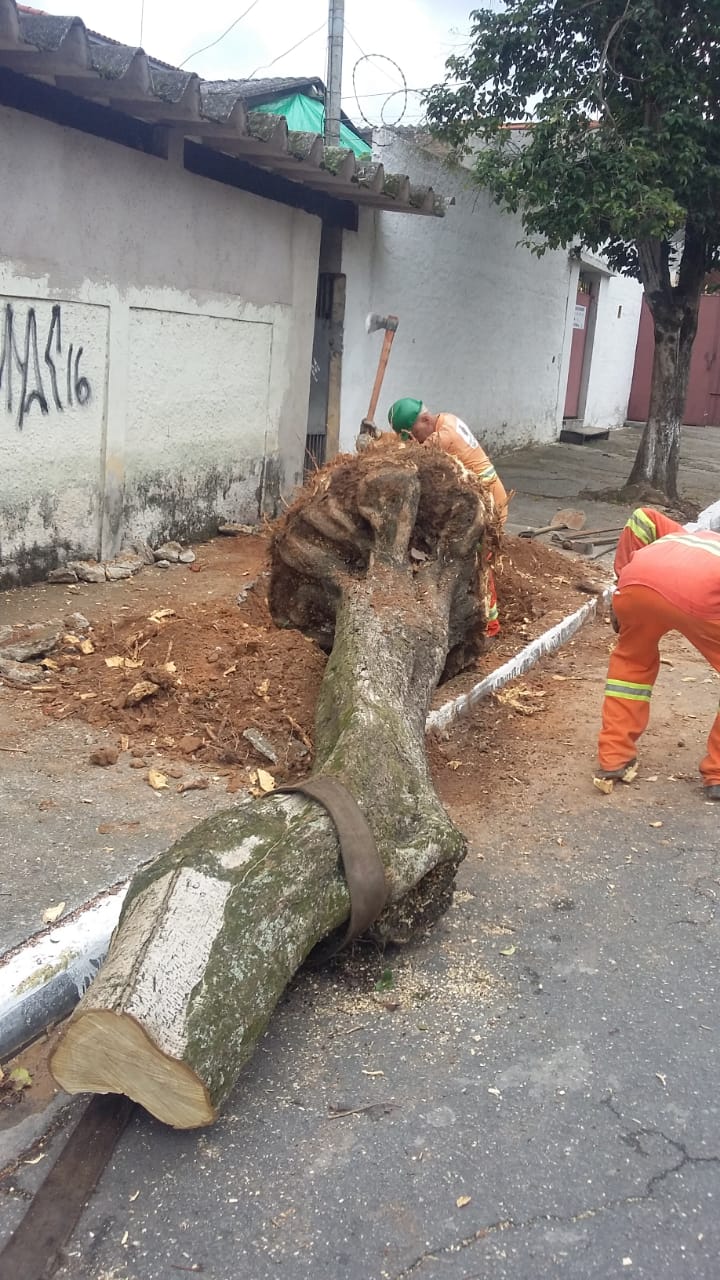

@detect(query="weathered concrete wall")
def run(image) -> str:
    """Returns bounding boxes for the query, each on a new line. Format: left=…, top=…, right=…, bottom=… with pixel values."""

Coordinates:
left=340, top=134, right=642, bottom=455
left=0, top=105, right=320, bottom=585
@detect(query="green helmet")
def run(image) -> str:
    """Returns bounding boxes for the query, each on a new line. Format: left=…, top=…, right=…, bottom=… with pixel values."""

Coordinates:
left=388, top=398, right=423, bottom=437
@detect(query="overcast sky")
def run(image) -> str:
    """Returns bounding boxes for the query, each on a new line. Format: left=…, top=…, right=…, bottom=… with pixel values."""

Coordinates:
left=34, top=0, right=479, bottom=126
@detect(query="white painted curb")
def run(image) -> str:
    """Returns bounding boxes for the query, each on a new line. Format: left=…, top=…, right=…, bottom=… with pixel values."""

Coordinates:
left=0, top=883, right=127, bottom=1060
left=427, top=492, right=720, bottom=736
left=1, top=496, right=717, bottom=1060
left=427, top=589, right=612, bottom=733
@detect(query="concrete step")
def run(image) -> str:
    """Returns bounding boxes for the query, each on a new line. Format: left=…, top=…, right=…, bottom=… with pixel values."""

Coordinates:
left=559, top=422, right=610, bottom=445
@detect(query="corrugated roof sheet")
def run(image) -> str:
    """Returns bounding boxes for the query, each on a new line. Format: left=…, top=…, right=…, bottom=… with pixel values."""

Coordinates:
left=0, top=2, right=444, bottom=216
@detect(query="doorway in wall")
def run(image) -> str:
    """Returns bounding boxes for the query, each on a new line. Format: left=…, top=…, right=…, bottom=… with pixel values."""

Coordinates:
left=304, top=225, right=346, bottom=478
left=560, top=270, right=606, bottom=443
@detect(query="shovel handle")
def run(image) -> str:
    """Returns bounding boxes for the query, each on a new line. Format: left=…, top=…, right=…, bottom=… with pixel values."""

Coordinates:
left=518, top=524, right=555, bottom=539
left=366, top=326, right=397, bottom=423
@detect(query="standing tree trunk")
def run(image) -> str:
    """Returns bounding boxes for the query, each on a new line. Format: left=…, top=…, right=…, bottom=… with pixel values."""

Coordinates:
left=51, top=440, right=492, bottom=1128
left=628, top=226, right=707, bottom=502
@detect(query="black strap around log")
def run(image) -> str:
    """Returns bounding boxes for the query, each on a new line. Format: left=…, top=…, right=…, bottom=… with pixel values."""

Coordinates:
left=274, top=776, right=388, bottom=961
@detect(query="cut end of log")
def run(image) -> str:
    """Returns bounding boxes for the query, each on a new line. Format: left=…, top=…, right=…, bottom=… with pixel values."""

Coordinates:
left=50, top=1010, right=215, bottom=1129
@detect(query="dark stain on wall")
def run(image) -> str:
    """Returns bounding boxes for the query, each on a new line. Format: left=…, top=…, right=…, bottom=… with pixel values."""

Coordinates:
left=258, top=455, right=283, bottom=518
left=0, top=536, right=75, bottom=589
left=122, top=460, right=265, bottom=548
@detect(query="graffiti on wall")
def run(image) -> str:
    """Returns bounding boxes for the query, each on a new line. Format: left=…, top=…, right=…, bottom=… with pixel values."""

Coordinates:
left=0, top=302, right=92, bottom=430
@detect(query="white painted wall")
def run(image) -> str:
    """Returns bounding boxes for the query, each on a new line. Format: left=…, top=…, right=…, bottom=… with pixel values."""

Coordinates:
left=581, top=272, right=644, bottom=430
left=340, top=133, right=578, bottom=455
left=340, top=134, right=642, bottom=453
left=0, top=104, right=320, bottom=585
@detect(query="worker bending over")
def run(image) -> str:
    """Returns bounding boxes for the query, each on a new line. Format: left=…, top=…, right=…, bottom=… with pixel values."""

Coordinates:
left=387, top=398, right=508, bottom=636
left=614, top=505, right=684, bottom=576
left=596, top=513, right=720, bottom=801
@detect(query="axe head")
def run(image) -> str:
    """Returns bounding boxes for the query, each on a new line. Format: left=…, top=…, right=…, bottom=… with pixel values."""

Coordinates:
left=366, top=312, right=399, bottom=334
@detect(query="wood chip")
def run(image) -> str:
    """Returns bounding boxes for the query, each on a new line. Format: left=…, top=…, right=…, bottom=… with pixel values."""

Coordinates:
left=42, top=901, right=66, bottom=924
left=124, top=681, right=160, bottom=707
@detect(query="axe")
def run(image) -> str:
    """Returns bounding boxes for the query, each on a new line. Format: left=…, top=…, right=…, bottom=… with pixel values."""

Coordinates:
left=356, top=312, right=399, bottom=450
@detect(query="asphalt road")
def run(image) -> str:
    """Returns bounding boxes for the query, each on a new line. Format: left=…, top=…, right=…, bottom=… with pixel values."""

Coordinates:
left=3, top=776, right=719, bottom=1280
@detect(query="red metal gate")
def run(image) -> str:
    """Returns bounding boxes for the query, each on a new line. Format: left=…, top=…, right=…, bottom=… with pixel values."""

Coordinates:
left=628, top=294, right=720, bottom=426
left=563, top=289, right=592, bottom=418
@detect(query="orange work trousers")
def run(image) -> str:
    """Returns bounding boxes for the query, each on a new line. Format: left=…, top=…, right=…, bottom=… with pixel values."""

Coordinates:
left=598, top=585, right=720, bottom=785
left=486, top=568, right=500, bottom=637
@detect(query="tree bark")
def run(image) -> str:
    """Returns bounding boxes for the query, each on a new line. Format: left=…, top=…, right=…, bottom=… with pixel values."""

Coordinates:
left=628, top=227, right=706, bottom=502
left=50, top=441, right=491, bottom=1129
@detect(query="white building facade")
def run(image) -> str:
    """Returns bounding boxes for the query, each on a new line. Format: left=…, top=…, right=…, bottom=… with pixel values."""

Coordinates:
left=0, top=3, right=643, bottom=587
left=340, top=133, right=643, bottom=454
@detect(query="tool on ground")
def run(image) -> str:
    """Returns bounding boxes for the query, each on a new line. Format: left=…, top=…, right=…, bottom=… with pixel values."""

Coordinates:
left=518, top=508, right=586, bottom=539
left=562, top=535, right=620, bottom=557
left=356, top=312, right=399, bottom=451
left=551, top=524, right=623, bottom=545
left=590, top=542, right=619, bottom=560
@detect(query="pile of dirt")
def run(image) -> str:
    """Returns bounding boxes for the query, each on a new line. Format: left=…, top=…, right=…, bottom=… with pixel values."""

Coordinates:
left=495, top=535, right=597, bottom=625
left=38, top=582, right=324, bottom=782
left=22, top=530, right=604, bottom=780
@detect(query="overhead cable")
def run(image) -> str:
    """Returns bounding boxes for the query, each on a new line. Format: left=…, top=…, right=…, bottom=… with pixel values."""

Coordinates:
left=247, top=22, right=326, bottom=80
left=179, top=0, right=263, bottom=69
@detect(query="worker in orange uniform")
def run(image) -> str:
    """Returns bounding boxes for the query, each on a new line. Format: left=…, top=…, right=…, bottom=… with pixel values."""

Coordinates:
left=595, top=525, right=720, bottom=800
left=614, top=506, right=684, bottom=576
left=387, top=398, right=508, bottom=636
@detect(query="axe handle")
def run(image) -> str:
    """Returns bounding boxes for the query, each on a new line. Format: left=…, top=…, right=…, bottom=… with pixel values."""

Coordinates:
left=366, top=327, right=397, bottom=423
left=560, top=525, right=624, bottom=541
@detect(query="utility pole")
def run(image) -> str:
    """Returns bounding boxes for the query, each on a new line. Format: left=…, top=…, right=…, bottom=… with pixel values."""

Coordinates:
left=325, top=0, right=345, bottom=146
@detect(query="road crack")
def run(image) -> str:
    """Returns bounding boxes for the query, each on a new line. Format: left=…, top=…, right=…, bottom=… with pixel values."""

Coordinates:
left=389, top=1096, right=720, bottom=1278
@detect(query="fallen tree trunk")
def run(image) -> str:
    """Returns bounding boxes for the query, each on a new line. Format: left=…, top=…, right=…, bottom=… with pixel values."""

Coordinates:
left=51, top=439, right=492, bottom=1128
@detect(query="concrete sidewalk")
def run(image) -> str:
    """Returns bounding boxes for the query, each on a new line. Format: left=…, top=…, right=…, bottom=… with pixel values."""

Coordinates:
left=499, top=422, right=720, bottom=534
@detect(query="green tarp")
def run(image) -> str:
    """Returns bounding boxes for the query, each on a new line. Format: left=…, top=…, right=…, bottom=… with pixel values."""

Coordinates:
left=252, top=93, right=371, bottom=159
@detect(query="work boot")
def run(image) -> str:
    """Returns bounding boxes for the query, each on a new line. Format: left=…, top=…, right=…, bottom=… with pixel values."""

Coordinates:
left=704, top=784, right=720, bottom=802
left=593, top=759, right=638, bottom=793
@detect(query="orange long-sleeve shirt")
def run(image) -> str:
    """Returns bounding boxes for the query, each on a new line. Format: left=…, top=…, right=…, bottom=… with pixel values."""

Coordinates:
left=614, top=507, right=684, bottom=577
left=617, top=531, right=720, bottom=619
left=428, top=413, right=508, bottom=521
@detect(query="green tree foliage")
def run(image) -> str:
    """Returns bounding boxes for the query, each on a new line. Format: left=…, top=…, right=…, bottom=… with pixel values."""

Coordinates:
left=425, top=2, right=720, bottom=501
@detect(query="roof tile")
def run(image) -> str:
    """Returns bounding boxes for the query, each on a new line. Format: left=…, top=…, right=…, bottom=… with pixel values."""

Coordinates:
left=0, top=0, right=444, bottom=216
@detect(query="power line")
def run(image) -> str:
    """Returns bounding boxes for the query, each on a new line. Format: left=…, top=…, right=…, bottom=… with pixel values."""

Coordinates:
left=341, top=86, right=436, bottom=101
left=179, top=0, right=263, bottom=69
left=344, top=24, right=404, bottom=90
left=247, top=21, right=326, bottom=79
